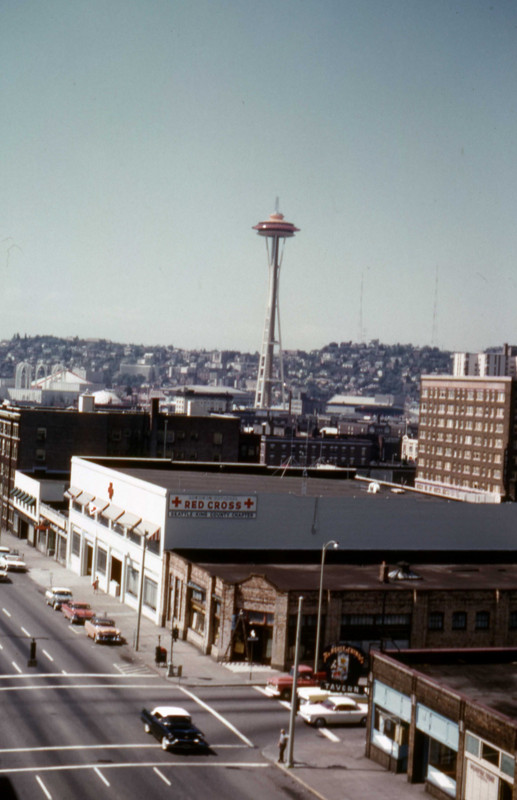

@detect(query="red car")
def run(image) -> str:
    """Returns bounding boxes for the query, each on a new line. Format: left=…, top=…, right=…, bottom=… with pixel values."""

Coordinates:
left=264, top=664, right=326, bottom=700
left=61, top=601, right=95, bottom=624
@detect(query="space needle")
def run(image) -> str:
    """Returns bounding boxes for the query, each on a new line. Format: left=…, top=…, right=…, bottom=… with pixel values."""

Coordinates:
left=253, top=204, right=299, bottom=409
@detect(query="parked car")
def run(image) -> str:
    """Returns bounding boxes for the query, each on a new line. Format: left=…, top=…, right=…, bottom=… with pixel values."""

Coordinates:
left=299, top=696, right=368, bottom=727
left=0, top=563, right=8, bottom=582
left=45, top=587, right=73, bottom=610
left=141, top=706, right=209, bottom=752
left=297, top=686, right=368, bottom=705
left=61, top=601, right=94, bottom=624
left=0, top=553, right=27, bottom=572
left=85, top=617, right=122, bottom=644
left=264, top=664, right=326, bottom=700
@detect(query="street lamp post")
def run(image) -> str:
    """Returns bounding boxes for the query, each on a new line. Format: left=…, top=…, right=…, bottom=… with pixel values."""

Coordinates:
left=313, top=540, right=339, bottom=675
left=248, top=628, right=257, bottom=680
left=134, top=533, right=149, bottom=652
left=287, top=595, right=303, bottom=769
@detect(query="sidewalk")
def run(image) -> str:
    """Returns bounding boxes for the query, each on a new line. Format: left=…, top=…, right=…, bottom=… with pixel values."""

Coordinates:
left=1, top=529, right=281, bottom=688
left=3, top=531, right=427, bottom=800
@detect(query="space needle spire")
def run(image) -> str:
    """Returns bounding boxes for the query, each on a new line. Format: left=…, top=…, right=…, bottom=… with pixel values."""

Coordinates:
left=253, top=203, right=299, bottom=409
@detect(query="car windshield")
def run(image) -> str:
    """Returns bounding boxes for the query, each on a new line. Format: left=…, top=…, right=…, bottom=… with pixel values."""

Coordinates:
left=163, top=716, right=191, bottom=727
left=94, top=619, right=115, bottom=626
left=74, top=604, right=90, bottom=610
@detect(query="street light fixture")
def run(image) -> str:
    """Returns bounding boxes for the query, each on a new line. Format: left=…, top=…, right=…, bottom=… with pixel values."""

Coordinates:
left=313, top=540, right=339, bottom=674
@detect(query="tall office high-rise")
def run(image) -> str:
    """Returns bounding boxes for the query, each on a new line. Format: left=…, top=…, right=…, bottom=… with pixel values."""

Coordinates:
left=253, top=207, right=299, bottom=409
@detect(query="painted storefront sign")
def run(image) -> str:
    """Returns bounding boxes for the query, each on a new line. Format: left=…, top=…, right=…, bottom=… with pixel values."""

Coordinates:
left=168, top=494, right=257, bottom=519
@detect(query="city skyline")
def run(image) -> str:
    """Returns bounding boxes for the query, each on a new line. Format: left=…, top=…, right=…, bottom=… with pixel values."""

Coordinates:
left=2, top=1, right=517, bottom=353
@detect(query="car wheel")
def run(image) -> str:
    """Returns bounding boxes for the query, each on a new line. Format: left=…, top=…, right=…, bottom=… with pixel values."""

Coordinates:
left=314, top=717, right=326, bottom=728
left=280, top=689, right=290, bottom=700
left=360, top=716, right=367, bottom=727
left=161, top=736, right=169, bottom=751
left=144, top=723, right=150, bottom=734
left=94, top=634, right=100, bottom=643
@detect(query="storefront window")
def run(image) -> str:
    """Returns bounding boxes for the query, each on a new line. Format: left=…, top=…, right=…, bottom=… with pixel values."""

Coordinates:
left=126, top=565, right=139, bottom=597
left=189, top=584, right=206, bottom=635
left=96, top=548, right=107, bottom=575
left=429, top=737, right=457, bottom=778
left=72, top=531, right=81, bottom=556
left=143, top=577, right=157, bottom=611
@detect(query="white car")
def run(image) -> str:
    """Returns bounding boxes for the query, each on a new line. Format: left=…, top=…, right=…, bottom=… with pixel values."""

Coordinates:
left=0, top=553, right=27, bottom=572
left=45, top=586, right=73, bottom=609
left=299, top=696, right=368, bottom=727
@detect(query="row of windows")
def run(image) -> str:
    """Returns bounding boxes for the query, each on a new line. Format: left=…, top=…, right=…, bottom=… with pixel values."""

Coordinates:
left=420, top=417, right=504, bottom=434
left=421, top=387, right=506, bottom=402
left=421, top=403, right=505, bottom=419
left=421, top=445, right=503, bottom=460
left=421, top=429, right=504, bottom=445
left=427, top=610, right=510, bottom=631
left=419, top=461, right=502, bottom=479
left=417, top=474, right=501, bottom=493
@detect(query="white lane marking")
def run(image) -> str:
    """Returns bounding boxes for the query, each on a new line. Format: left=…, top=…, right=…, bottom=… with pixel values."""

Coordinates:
left=94, top=767, right=110, bottom=786
left=36, top=775, right=53, bottom=799
left=21, top=627, right=31, bottom=637
left=0, top=683, right=162, bottom=693
left=0, top=643, right=3, bottom=650
left=2, top=762, right=270, bottom=775
left=279, top=700, right=291, bottom=710
left=0, top=672, right=159, bottom=680
left=42, top=650, right=54, bottom=662
left=12, top=662, right=22, bottom=674
left=2, top=608, right=11, bottom=617
left=153, top=767, right=171, bottom=785
left=68, top=626, right=81, bottom=635
left=0, top=743, right=246, bottom=754
left=179, top=686, right=254, bottom=748
left=320, top=728, right=340, bottom=742
left=61, top=670, right=67, bottom=674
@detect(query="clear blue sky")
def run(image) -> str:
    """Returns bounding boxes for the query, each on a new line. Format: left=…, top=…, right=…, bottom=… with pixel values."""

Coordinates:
left=2, top=0, right=517, bottom=353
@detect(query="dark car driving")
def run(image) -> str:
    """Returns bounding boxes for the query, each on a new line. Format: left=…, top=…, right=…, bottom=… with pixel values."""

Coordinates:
left=141, top=706, right=209, bottom=752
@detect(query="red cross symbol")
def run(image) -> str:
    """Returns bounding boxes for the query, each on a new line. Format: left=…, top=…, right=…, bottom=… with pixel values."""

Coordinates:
left=244, top=497, right=254, bottom=509
left=171, top=496, right=182, bottom=508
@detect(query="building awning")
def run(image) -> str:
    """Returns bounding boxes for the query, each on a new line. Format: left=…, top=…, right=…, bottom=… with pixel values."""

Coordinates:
left=101, top=504, right=124, bottom=522
left=75, top=491, right=94, bottom=506
left=134, top=521, right=161, bottom=540
left=89, top=498, right=109, bottom=515
left=116, top=511, right=142, bottom=529
left=64, top=486, right=82, bottom=500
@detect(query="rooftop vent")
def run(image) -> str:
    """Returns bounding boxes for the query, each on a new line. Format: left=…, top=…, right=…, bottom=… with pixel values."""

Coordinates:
left=388, top=562, right=422, bottom=581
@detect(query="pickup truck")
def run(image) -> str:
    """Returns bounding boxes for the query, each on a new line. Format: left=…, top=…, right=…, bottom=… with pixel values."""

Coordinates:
left=61, top=601, right=95, bottom=624
left=141, top=706, right=209, bottom=751
left=264, top=664, right=326, bottom=700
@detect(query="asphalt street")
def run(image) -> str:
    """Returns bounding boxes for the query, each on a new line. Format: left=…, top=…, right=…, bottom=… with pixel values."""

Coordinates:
left=0, top=531, right=428, bottom=800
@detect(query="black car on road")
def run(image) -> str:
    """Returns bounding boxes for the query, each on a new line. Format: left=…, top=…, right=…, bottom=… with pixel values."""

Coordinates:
left=141, top=706, right=209, bottom=752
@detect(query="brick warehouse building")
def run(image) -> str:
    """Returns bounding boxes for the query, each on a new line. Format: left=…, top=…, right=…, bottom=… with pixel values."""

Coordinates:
left=63, top=457, right=517, bottom=668
left=166, top=557, right=517, bottom=668
left=367, top=648, right=517, bottom=799
left=0, top=403, right=241, bottom=533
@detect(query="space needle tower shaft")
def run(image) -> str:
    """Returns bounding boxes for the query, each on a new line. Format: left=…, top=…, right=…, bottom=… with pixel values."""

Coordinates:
left=253, top=206, right=299, bottom=409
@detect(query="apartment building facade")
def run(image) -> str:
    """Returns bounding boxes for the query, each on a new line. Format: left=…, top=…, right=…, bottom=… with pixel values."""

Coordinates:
left=415, top=375, right=517, bottom=503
